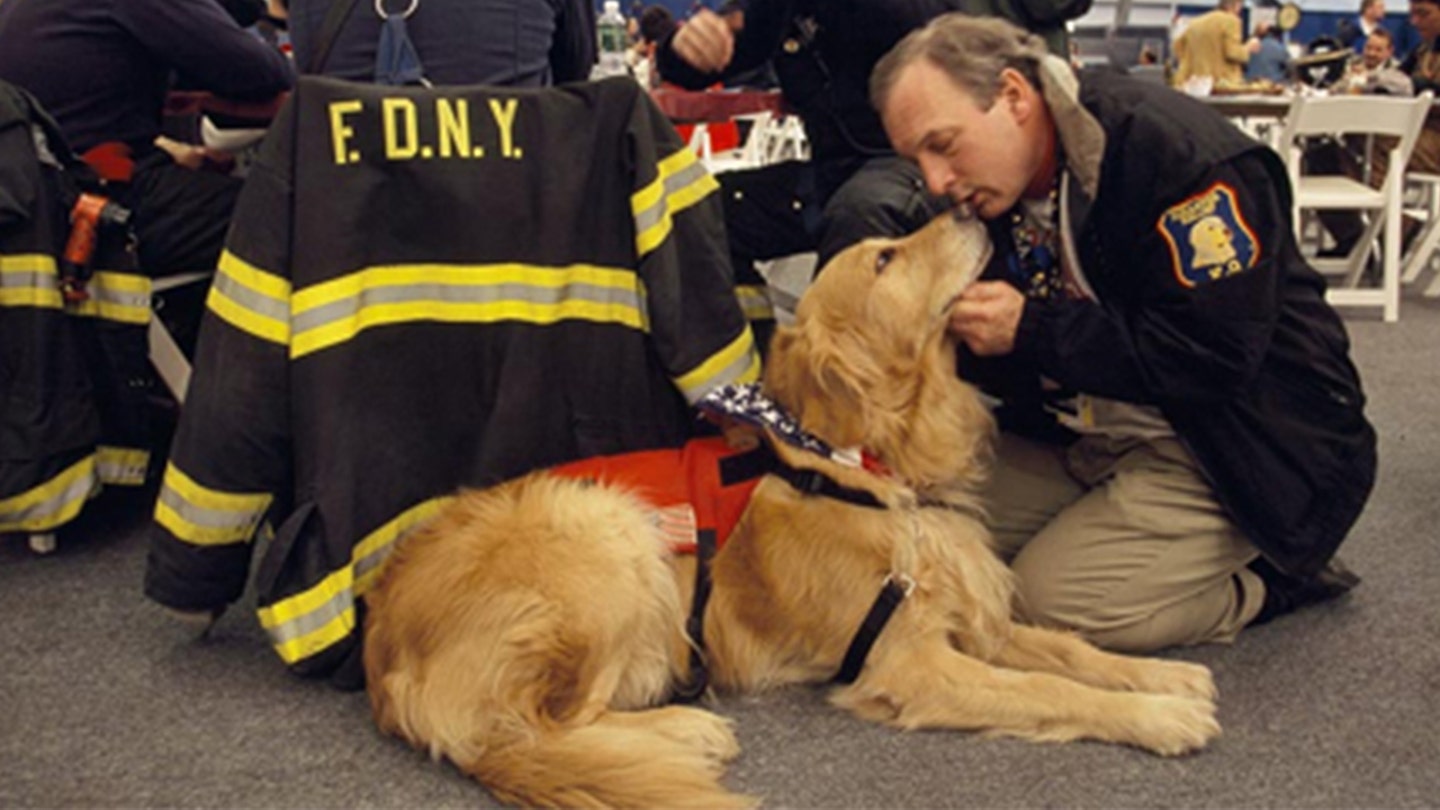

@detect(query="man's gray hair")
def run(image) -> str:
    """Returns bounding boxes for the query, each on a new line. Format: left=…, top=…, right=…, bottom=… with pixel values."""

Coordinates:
left=870, top=13, right=1050, bottom=116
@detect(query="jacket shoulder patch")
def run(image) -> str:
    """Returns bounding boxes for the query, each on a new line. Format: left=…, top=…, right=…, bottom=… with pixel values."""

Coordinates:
left=1156, top=182, right=1259, bottom=288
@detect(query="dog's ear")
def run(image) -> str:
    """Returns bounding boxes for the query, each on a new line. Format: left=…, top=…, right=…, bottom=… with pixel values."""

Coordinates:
left=764, top=321, right=869, bottom=448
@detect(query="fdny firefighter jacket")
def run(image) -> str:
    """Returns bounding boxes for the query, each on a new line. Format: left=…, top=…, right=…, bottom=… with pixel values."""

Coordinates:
left=1, top=80, right=151, bottom=535
left=143, top=76, right=761, bottom=681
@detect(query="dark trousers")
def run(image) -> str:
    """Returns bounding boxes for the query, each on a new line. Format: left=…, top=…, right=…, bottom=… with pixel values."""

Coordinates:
left=719, top=155, right=950, bottom=275
left=123, top=158, right=244, bottom=355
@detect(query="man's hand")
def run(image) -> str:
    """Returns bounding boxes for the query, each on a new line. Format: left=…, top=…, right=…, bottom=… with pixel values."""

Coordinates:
left=948, top=281, right=1025, bottom=356
left=672, top=10, right=735, bottom=73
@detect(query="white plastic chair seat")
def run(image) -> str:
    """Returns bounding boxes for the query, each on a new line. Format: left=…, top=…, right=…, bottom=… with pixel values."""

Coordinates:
left=1294, top=176, right=1385, bottom=209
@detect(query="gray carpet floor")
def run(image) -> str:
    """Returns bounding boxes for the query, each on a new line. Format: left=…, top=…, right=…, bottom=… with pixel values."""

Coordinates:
left=3, top=293, right=1438, bottom=809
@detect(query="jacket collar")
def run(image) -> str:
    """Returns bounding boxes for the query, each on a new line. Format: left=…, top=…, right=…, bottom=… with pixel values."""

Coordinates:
left=1036, top=55, right=1104, bottom=201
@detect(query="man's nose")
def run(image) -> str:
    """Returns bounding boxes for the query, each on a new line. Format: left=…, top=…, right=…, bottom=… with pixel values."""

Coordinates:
left=918, top=155, right=954, bottom=198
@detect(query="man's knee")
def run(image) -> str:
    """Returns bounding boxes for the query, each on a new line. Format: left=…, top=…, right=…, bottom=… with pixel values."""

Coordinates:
left=1010, top=561, right=1247, bottom=654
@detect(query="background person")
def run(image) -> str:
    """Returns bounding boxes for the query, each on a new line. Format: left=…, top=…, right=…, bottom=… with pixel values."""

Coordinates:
left=1173, top=0, right=1261, bottom=88
left=0, top=0, right=294, bottom=277
left=872, top=13, right=1374, bottom=652
left=1338, top=0, right=1390, bottom=53
left=288, top=0, right=595, bottom=85
left=1245, top=21, right=1291, bottom=83
left=1401, top=0, right=1440, bottom=172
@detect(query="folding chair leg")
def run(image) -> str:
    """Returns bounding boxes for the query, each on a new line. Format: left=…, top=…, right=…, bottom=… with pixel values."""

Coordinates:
left=148, top=313, right=193, bottom=404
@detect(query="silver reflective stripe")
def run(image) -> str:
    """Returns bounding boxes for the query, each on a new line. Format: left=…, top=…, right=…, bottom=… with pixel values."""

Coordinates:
left=633, top=156, right=710, bottom=237
left=0, top=457, right=97, bottom=532
left=156, top=485, right=266, bottom=535
left=290, top=279, right=644, bottom=336
left=211, top=269, right=291, bottom=323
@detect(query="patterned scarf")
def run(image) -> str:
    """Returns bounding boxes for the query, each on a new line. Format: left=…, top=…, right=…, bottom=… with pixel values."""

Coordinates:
left=1007, top=163, right=1065, bottom=301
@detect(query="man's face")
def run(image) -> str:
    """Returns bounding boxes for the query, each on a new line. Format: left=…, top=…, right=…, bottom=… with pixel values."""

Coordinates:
left=1363, top=35, right=1394, bottom=68
left=1366, top=0, right=1387, bottom=22
left=881, top=59, right=1037, bottom=221
left=1411, top=1, right=1440, bottom=40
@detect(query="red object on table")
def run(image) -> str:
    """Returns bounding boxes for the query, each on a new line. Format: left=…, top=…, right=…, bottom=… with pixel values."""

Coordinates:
left=649, top=88, right=785, bottom=124
left=163, top=90, right=288, bottom=122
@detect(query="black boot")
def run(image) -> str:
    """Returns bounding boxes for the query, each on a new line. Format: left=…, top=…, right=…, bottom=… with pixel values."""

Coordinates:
left=1250, top=556, right=1361, bottom=626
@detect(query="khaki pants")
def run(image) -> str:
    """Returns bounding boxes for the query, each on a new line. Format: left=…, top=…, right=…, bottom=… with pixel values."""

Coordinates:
left=983, top=432, right=1266, bottom=653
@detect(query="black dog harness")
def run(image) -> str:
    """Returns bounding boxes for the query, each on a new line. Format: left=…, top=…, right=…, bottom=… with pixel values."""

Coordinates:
left=672, top=442, right=912, bottom=701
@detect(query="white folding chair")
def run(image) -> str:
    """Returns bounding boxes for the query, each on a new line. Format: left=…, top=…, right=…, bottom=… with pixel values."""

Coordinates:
left=1279, top=91, right=1432, bottom=321
left=1401, top=171, right=1440, bottom=296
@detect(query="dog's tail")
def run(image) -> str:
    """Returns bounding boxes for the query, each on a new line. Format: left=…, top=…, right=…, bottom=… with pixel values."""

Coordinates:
left=465, top=710, right=756, bottom=810
left=368, top=585, right=753, bottom=809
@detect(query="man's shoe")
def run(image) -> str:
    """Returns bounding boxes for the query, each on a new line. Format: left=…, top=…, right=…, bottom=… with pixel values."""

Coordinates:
left=1250, top=556, right=1361, bottom=626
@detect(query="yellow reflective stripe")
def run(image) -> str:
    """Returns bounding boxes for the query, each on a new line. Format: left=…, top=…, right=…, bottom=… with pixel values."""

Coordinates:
left=0, top=253, right=56, bottom=273
left=259, top=565, right=357, bottom=663
left=633, top=147, right=720, bottom=258
left=258, top=497, right=451, bottom=665
left=0, top=254, right=62, bottom=309
left=206, top=250, right=291, bottom=345
left=288, top=263, right=647, bottom=359
left=96, top=445, right=150, bottom=486
left=0, top=455, right=96, bottom=533
left=735, top=284, right=775, bottom=321
left=70, top=272, right=152, bottom=324
left=153, top=462, right=272, bottom=547
left=674, top=326, right=762, bottom=403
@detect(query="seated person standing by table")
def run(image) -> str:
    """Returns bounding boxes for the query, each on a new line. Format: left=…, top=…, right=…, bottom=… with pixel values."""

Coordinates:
left=0, top=0, right=293, bottom=284
left=288, top=0, right=595, bottom=85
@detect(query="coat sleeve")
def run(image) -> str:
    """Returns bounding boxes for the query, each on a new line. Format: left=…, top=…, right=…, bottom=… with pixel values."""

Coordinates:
left=143, top=102, right=297, bottom=612
left=1223, top=15, right=1251, bottom=66
left=625, top=86, right=761, bottom=403
left=1012, top=153, right=1284, bottom=408
left=119, top=0, right=294, bottom=100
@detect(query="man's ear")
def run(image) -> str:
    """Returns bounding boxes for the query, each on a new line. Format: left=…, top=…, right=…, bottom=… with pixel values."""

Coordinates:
left=998, top=67, right=1034, bottom=122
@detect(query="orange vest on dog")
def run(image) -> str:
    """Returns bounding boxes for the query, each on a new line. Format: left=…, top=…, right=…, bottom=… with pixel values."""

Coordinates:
left=550, top=437, right=762, bottom=554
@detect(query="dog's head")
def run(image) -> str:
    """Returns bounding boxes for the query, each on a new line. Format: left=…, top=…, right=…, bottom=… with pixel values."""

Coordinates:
left=764, top=210, right=992, bottom=477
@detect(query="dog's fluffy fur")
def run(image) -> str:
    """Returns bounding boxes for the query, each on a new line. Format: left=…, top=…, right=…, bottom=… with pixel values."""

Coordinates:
left=363, top=213, right=1221, bottom=809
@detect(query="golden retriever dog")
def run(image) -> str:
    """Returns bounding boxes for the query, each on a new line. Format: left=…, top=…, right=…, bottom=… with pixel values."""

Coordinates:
left=362, top=211, right=1221, bottom=809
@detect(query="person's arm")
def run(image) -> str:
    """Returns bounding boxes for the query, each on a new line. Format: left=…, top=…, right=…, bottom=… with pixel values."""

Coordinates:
left=119, top=0, right=294, bottom=100
left=656, top=0, right=795, bottom=89
left=1401, top=46, right=1440, bottom=94
left=956, top=156, right=1285, bottom=408
left=549, top=0, right=597, bottom=84
left=1223, top=16, right=1256, bottom=66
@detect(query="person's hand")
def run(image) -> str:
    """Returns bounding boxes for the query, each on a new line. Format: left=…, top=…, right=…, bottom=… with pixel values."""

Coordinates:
left=1245, top=37, right=1262, bottom=55
left=154, top=136, right=207, bottom=170
left=672, top=9, right=735, bottom=73
left=947, top=281, right=1025, bottom=356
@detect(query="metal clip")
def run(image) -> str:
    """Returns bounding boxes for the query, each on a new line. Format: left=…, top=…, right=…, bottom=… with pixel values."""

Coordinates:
left=885, top=572, right=916, bottom=598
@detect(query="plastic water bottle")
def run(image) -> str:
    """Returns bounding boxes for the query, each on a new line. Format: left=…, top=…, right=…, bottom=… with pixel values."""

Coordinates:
left=592, top=0, right=630, bottom=79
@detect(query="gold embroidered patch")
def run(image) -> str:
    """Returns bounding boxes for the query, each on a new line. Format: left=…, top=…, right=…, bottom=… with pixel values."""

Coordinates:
left=1156, top=182, right=1259, bottom=288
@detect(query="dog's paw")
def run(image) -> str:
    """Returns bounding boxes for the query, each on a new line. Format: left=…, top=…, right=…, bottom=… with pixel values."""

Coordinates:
left=650, top=706, right=743, bottom=765
left=1129, top=659, right=1217, bottom=701
left=1128, top=694, right=1220, bottom=757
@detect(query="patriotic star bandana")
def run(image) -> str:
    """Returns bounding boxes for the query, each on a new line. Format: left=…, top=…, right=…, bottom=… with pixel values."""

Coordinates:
left=697, top=383, right=836, bottom=459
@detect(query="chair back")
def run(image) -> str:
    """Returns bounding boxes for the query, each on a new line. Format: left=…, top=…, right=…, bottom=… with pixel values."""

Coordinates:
left=1279, top=91, right=1433, bottom=194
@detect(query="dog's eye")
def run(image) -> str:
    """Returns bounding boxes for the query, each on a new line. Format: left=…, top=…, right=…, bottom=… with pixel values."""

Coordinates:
left=875, top=248, right=896, bottom=274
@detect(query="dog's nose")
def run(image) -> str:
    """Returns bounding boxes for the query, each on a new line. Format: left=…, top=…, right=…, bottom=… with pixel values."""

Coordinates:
left=949, top=202, right=976, bottom=222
